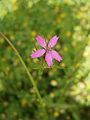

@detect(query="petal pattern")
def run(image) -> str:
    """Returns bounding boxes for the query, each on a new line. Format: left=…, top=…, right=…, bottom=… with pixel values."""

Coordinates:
left=51, top=50, right=62, bottom=62
left=48, top=35, right=59, bottom=48
left=36, top=35, right=46, bottom=48
left=31, top=49, right=45, bottom=58
left=45, top=51, right=53, bottom=67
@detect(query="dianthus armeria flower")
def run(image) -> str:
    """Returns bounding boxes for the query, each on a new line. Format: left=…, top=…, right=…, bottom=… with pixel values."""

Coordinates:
left=31, top=35, right=62, bottom=67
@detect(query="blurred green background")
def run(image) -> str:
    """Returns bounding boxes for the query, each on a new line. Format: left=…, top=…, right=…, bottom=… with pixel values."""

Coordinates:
left=0, top=0, right=90, bottom=120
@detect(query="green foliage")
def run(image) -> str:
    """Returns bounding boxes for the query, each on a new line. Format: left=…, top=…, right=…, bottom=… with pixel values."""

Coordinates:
left=0, top=0, right=90, bottom=120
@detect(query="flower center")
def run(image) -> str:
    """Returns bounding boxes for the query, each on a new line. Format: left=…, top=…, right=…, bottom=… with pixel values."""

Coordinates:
left=46, top=46, right=51, bottom=53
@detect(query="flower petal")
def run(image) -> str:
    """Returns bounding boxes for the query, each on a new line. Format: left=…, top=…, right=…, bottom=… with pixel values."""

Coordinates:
left=51, top=50, right=62, bottom=62
left=48, top=35, right=59, bottom=48
left=31, top=49, right=45, bottom=58
left=36, top=35, right=46, bottom=48
left=45, top=51, right=53, bottom=67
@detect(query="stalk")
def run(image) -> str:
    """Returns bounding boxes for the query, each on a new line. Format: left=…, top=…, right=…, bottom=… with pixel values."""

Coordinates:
left=0, top=32, right=43, bottom=105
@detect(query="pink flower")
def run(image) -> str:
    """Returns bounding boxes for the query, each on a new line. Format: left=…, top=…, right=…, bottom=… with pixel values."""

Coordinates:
left=31, top=35, right=62, bottom=67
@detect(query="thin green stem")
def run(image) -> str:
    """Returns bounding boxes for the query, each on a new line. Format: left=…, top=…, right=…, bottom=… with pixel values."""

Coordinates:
left=0, top=32, right=43, bottom=105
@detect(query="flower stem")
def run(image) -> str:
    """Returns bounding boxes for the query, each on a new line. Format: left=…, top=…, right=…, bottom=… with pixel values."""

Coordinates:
left=0, top=32, right=43, bottom=105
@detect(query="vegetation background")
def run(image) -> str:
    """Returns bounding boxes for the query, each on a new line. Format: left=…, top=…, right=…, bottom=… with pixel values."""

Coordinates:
left=0, top=0, right=90, bottom=120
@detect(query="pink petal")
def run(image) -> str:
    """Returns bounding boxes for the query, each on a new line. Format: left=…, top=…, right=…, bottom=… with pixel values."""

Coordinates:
left=51, top=50, right=62, bottom=62
left=31, top=49, right=45, bottom=58
left=48, top=35, right=59, bottom=48
left=36, top=35, right=46, bottom=48
left=45, top=51, right=53, bottom=67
